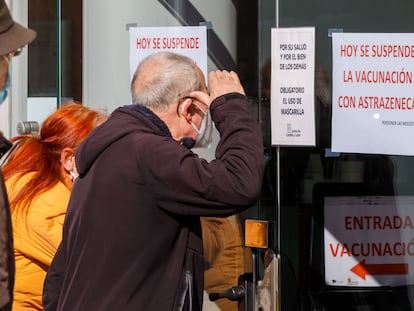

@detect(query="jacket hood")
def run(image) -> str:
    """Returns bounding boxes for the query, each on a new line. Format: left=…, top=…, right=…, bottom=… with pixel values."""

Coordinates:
left=75, top=106, right=171, bottom=176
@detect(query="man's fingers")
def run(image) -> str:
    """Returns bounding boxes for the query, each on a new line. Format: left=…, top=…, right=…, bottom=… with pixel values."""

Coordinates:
left=209, top=70, right=245, bottom=98
left=188, top=91, right=211, bottom=108
left=229, top=71, right=241, bottom=84
left=191, top=70, right=245, bottom=106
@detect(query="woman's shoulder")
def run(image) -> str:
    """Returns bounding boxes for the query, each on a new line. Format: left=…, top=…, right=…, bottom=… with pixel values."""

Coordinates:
left=5, top=172, right=36, bottom=194
left=31, top=181, right=70, bottom=211
left=9, top=175, right=71, bottom=218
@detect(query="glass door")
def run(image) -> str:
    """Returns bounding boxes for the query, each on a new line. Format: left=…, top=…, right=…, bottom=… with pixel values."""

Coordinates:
left=276, top=0, right=414, bottom=310
left=26, top=0, right=81, bottom=129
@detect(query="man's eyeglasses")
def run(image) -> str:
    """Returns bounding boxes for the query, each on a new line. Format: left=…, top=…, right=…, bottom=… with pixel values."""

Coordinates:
left=180, top=96, right=208, bottom=114
left=11, top=48, right=22, bottom=57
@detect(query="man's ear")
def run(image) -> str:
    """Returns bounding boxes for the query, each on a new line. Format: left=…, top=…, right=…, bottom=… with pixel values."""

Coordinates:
left=179, top=98, right=194, bottom=122
left=60, top=147, right=75, bottom=172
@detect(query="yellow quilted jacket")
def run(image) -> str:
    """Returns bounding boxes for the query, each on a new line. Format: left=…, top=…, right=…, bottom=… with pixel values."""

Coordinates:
left=6, top=172, right=70, bottom=311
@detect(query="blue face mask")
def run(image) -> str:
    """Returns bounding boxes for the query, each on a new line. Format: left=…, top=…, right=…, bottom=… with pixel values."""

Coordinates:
left=0, top=73, right=10, bottom=105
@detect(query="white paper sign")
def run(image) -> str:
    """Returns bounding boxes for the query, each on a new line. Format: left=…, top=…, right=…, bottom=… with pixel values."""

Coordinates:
left=332, top=33, right=414, bottom=156
left=129, top=26, right=207, bottom=82
left=270, top=27, right=315, bottom=146
left=325, top=196, right=414, bottom=287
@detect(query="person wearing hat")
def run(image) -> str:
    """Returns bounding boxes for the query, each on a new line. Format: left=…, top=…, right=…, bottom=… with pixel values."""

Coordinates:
left=0, top=1, right=36, bottom=310
left=0, top=0, right=36, bottom=104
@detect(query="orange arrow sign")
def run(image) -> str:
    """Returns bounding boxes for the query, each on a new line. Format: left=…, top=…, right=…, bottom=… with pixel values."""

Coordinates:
left=351, top=259, right=408, bottom=280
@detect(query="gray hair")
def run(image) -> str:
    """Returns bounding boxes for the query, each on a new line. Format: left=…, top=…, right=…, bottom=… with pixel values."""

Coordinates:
left=130, top=52, right=204, bottom=111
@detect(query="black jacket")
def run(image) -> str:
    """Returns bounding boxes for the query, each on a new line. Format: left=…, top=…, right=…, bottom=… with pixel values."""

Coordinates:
left=43, top=93, right=264, bottom=311
left=0, top=172, right=13, bottom=311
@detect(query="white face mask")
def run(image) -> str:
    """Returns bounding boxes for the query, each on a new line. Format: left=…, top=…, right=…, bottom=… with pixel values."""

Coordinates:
left=189, top=105, right=213, bottom=148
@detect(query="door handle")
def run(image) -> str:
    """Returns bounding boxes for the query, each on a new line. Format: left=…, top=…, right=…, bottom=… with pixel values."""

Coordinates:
left=208, top=286, right=245, bottom=301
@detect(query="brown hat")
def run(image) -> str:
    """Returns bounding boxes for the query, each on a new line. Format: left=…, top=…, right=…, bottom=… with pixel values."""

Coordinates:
left=0, top=0, right=36, bottom=56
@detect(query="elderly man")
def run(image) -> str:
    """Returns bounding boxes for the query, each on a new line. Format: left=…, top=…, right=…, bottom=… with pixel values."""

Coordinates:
left=0, top=1, right=36, bottom=310
left=44, top=51, right=264, bottom=311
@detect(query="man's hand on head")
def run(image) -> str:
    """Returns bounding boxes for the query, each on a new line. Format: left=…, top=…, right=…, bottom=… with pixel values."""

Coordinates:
left=188, top=70, right=246, bottom=109
left=208, top=70, right=245, bottom=100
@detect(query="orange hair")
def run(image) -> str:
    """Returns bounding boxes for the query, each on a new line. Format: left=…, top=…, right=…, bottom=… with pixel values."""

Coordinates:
left=2, top=103, right=107, bottom=214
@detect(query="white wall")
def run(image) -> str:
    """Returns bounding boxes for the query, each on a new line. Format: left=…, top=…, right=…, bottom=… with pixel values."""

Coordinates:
left=83, top=1, right=178, bottom=113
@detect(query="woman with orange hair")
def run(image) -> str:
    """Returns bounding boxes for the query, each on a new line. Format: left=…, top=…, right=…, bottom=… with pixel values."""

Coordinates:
left=1, top=102, right=107, bottom=311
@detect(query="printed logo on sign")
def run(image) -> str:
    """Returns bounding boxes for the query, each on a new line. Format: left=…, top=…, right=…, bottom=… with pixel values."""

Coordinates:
left=287, top=123, right=292, bottom=134
left=285, top=123, right=301, bottom=138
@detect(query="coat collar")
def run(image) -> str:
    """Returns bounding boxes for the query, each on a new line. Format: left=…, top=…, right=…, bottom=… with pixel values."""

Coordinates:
left=124, top=104, right=172, bottom=138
